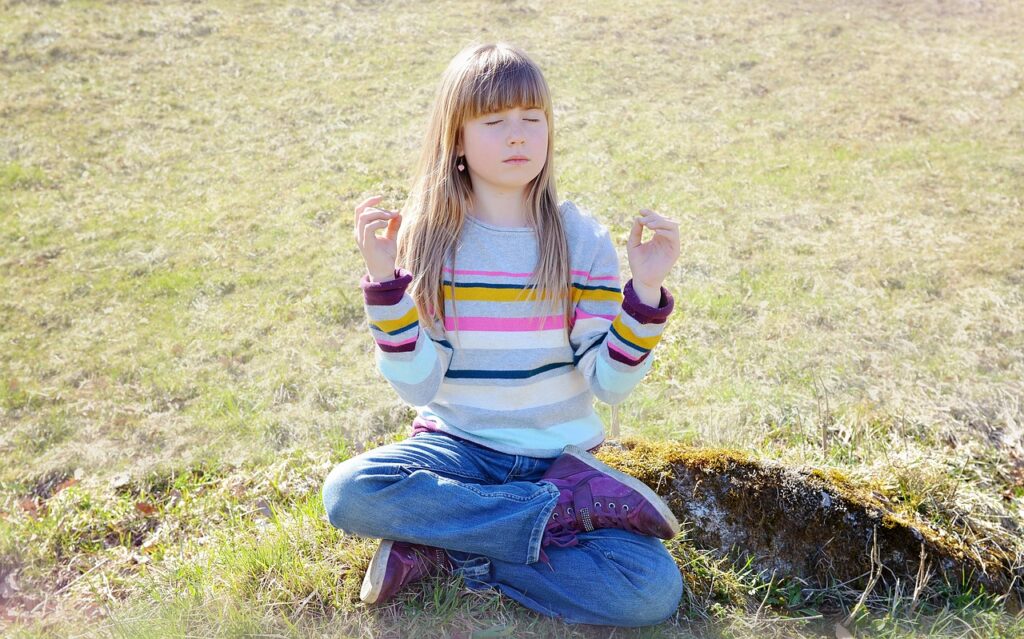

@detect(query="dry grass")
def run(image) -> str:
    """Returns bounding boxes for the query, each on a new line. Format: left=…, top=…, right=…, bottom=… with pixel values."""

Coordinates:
left=1, top=0, right=1023, bottom=636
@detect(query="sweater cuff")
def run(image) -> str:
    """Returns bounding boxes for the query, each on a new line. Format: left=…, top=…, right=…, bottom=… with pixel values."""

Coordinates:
left=622, top=278, right=674, bottom=324
left=360, top=268, right=412, bottom=306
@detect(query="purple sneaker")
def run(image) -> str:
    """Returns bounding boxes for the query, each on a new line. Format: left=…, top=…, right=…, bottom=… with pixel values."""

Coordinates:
left=360, top=539, right=452, bottom=604
left=539, top=444, right=680, bottom=559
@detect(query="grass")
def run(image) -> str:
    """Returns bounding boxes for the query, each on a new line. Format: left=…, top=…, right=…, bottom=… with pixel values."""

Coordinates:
left=2, top=0, right=1023, bottom=636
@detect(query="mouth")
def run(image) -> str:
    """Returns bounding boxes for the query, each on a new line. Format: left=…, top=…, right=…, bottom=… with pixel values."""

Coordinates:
left=504, top=157, right=530, bottom=163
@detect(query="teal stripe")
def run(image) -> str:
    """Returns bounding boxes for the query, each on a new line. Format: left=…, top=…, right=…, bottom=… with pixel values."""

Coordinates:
left=441, top=280, right=620, bottom=293
left=609, top=324, right=650, bottom=354
left=376, top=333, right=438, bottom=385
left=445, top=361, right=573, bottom=379
left=370, top=319, right=419, bottom=336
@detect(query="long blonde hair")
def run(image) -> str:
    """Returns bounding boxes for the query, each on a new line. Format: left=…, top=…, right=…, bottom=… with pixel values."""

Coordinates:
left=395, top=42, right=573, bottom=347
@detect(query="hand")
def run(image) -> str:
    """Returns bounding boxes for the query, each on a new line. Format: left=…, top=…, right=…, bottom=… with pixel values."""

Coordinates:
left=354, top=195, right=402, bottom=282
left=626, top=209, right=680, bottom=291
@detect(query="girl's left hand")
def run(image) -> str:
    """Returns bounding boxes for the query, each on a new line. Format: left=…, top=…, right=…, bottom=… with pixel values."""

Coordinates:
left=626, top=209, right=680, bottom=289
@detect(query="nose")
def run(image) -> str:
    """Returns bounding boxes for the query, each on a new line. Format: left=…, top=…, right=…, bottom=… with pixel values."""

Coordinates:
left=507, top=123, right=526, bottom=144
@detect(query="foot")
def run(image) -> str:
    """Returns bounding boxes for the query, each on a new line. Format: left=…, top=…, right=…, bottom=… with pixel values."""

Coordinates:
left=360, top=539, right=452, bottom=604
left=540, top=444, right=680, bottom=541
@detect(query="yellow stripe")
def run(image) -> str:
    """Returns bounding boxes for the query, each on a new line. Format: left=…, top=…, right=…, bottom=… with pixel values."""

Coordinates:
left=579, top=287, right=623, bottom=304
left=444, top=284, right=623, bottom=304
left=611, top=315, right=661, bottom=350
left=444, top=284, right=540, bottom=302
left=373, top=306, right=419, bottom=333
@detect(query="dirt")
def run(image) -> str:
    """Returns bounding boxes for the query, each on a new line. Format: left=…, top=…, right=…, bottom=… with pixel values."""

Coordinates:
left=595, top=437, right=1024, bottom=613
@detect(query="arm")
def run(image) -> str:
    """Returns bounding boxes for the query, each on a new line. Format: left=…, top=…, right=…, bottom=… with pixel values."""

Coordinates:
left=361, top=268, right=454, bottom=407
left=569, top=232, right=674, bottom=406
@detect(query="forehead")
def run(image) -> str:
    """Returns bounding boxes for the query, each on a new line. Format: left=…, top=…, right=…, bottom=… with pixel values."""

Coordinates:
left=477, top=104, right=545, bottom=116
left=464, top=67, right=548, bottom=120
left=465, top=98, right=547, bottom=126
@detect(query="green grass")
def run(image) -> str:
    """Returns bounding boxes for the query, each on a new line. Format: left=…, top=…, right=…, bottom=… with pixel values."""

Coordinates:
left=2, top=0, right=1023, bottom=636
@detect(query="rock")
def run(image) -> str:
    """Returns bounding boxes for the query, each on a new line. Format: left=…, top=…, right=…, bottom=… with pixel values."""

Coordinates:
left=595, top=437, right=1023, bottom=613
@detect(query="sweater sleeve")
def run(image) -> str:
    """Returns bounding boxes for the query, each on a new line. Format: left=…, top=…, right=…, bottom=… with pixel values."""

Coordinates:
left=360, top=268, right=454, bottom=407
left=569, top=230, right=674, bottom=406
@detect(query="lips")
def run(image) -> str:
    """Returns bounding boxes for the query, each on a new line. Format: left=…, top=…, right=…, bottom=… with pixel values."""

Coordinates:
left=504, top=156, right=529, bottom=162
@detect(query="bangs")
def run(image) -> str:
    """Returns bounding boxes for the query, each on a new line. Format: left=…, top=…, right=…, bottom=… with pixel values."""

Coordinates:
left=463, top=59, right=548, bottom=121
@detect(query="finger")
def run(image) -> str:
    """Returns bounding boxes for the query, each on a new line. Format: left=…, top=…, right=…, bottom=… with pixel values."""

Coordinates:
left=362, top=219, right=390, bottom=247
left=354, top=195, right=385, bottom=229
left=357, top=207, right=396, bottom=237
left=355, top=215, right=379, bottom=246
left=638, top=210, right=674, bottom=221
left=637, top=217, right=679, bottom=231
left=355, top=207, right=372, bottom=241
left=639, top=208, right=670, bottom=221
left=360, top=215, right=391, bottom=244
left=355, top=195, right=383, bottom=215
left=359, top=207, right=396, bottom=221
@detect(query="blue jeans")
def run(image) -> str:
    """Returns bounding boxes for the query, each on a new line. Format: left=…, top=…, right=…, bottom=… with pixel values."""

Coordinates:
left=321, top=431, right=683, bottom=627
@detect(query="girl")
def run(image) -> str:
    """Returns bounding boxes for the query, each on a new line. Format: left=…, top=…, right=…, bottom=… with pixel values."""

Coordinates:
left=322, top=42, right=684, bottom=628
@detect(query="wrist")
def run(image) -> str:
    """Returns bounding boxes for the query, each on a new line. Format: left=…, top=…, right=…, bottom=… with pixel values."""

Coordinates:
left=367, top=269, right=397, bottom=283
left=631, top=280, right=663, bottom=306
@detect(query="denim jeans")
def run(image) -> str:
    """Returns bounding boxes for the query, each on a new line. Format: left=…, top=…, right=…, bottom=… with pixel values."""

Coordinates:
left=321, top=431, right=683, bottom=627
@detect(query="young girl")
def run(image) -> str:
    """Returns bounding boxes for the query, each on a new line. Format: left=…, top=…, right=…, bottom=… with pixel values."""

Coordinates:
left=322, top=42, right=684, bottom=628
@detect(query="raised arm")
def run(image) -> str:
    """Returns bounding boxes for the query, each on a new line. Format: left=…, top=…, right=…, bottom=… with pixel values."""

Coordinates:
left=569, top=228, right=674, bottom=405
left=361, top=268, right=454, bottom=407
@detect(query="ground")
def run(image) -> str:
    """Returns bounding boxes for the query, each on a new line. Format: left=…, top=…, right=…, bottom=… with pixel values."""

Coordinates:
left=1, top=0, right=1022, bottom=636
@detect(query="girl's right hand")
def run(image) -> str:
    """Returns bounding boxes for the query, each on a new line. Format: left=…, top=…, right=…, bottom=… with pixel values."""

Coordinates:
left=354, top=195, right=402, bottom=282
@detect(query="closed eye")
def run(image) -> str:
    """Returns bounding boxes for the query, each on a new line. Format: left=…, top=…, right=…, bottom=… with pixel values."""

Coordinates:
left=485, top=118, right=541, bottom=125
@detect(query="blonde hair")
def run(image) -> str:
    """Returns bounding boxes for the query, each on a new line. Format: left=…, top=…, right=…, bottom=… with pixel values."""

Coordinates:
left=395, top=42, right=572, bottom=348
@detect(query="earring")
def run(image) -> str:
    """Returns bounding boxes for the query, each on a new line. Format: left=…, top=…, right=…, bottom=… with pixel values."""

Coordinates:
left=457, top=156, right=465, bottom=172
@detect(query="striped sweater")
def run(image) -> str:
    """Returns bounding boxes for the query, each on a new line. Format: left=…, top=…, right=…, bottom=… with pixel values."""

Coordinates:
left=359, top=200, right=675, bottom=458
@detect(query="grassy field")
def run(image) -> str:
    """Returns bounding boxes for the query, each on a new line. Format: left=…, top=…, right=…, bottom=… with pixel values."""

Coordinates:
left=2, top=0, right=1023, bottom=636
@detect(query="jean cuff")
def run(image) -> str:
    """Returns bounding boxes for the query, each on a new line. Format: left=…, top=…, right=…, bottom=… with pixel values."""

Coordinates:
left=444, top=551, right=492, bottom=590
left=527, top=481, right=561, bottom=564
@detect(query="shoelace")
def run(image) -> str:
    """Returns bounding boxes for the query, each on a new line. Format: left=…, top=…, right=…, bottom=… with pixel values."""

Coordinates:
left=537, top=523, right=579, bottom=571
left=408, top=545, right=450, bottom=576
left=590, top=501, right=637, bottom=533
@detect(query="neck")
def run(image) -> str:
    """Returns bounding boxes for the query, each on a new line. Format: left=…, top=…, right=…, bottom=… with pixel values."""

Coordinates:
left=467, top=188, right=531, bottom=228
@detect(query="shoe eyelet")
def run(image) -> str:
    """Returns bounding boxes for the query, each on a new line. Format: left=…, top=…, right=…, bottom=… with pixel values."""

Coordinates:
left=594, top=501, right=602, bottom=508
left=552, top=512, right=559, bottom=519
left=567, top=507, right=574, bottom=515
left=622, top=504, right=629, bottom=511
left=608, top=502, right=615, bottom=509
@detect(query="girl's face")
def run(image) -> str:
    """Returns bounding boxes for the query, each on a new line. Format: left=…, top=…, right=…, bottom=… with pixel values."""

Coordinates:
left=458, top=105, right=548, bottom=194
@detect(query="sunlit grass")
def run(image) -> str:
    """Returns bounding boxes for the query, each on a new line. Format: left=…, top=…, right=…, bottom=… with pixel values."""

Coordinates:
left=2, top=0, right=1022, bottom=636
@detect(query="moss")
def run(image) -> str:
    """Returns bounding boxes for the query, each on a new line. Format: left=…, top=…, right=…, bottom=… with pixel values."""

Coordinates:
left=595, top=437, right=1022, bottom=605
left=598, top=436, right=758, bottom=481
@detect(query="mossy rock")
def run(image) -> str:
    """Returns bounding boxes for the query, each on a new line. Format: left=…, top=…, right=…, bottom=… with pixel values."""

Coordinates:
left=594, top=437, right=1023, bottom=613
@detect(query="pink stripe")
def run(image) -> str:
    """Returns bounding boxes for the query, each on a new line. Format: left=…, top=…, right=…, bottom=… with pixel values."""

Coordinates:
left=443, top=266, right=617, bottom=281
left=444, top=315, right=565, bottom=331
left=575, top=308, right=617, bottom=321
left=608, top=340, right=645, bottom=362
left=376, top=335, right=418, bottom=348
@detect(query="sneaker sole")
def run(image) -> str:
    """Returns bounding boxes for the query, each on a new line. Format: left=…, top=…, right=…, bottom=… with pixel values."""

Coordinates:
left=561, top=444, right=681, bottom=538
left=360, top=539, right=393, bottom=604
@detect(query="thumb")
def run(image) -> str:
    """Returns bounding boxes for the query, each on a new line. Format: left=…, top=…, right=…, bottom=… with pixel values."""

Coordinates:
left=628, top=217, right=644, bottom=248
left=384, top=213, right=402, bottom=240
